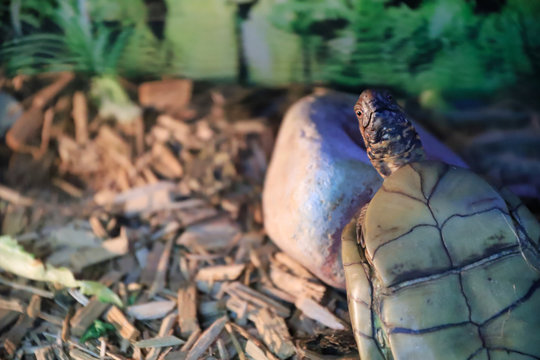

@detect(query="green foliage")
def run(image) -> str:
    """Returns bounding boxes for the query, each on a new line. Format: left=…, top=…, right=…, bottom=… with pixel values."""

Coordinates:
left=1, top=0, right=133, bottom=76
left=81, top=320, right=116, bottom=342
left=269, top=0, right=540, bottom=99
left=0, top=0, right=168, bottom=78
left=0, top=235, right=123, bottom=307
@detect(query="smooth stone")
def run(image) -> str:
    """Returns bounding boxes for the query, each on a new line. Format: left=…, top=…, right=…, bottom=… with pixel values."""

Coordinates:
left=262, top=90, right=467, bottom=289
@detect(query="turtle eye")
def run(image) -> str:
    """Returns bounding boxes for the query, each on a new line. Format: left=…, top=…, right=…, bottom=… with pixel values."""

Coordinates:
left=356, top=110, right=362, bottom=117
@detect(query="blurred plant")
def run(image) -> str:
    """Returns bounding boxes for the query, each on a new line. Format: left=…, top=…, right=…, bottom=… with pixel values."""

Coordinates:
left=1, top=0, right=133, bottom=76
left=269, top=0, right=349, bottom=82
left=269, top=0, right=540, bottom=101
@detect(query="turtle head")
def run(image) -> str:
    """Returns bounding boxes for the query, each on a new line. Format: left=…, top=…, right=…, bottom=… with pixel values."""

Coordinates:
left=354, top=89, right=426, bottom=178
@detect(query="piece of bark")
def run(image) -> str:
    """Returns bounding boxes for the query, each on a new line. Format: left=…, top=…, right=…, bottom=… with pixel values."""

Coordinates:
left=177, top=284, right=200, bottom=338
left=224, top=282, right=290, bottom=318
left=127, top=301, right=176, bottom=320
left=101, top=181, right=176, bottom=211
left=72, top=91, right=88, bottom=144
left=70, top=231, right=129, bottom=272
left=177, top=215, right=240, bottom=251
left=227, top=323, right=279, bottom=360
left=0, top=310, right=18, bottom=333
left=0, top=296, right=25, bottom=313
left=294, top=297, right=346, bottom=330
left=70, top=297, right=111, bottom=337
left=139, top=79, right=193, bottom=116
left=88, top=214, right=109, bottom=238
left=7, top=72, right=74, bottom=152
left=105, top=306, right=140, bottom=341
left=269, top=265, right=325, bottom=302
left=36, top=107, right=54, bottom=158
left=185, top=316, right=227, bottom=360
left=245, top=340, right=269, bottom=360
left=273, top=252, right=315, bottom=279
left=225, top=296, right=251, bottom=325
left=251, top=308, right=295, bottom=359
left=52, top=177, right=84, bottom=198
left=0, top=184, right=34, bottom=206
left=195, top=264, right=246, bottom=283
left=146, top=312, right=178, bottom=360
left=134, top=335, right=185, bottom=348
left=176, top=205, right=219, bottom=227
left=216, top=338, right=229, bottom=360
left=140, top=241, right=166, bottom=286
left=35, top=345, right=55, bottom=360
left=26, top=294, right=41, bottom=318
left=69, top=348, right=99, bottom=360
left=5, top=107, right=43, bottom=152
left=151, top=142, right=183, bottom=179
left=181, top=328, right=202, bottom=352
left=2, top=314, right=35, bottom=355
left=61, top=306, right=74, bottom=342
left=149, top=235, right=175, bottom=297
left=224, top=323, right=246, bottom=360
left=32, top=72, right=75, bottom=108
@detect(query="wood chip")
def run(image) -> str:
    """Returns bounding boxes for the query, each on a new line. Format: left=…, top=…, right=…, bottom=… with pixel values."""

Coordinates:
left=0, top=184, right=34, bottom=206
left=139, top=79, right=192, bottom=116
left=35, top=346, right=55, bottom=360
left=224, top=282, right=290, bottom=318
left=0, top=310, right=19, bottom=333
left=177, top=215, right=240, bottom=251
left=294, top=297, right=346, bottom=330
left=140, top=241, right=166, bottom=286
left=134, top=335, right=185, bottom=348
left=273, top=252, right=315, bottom=279
left=70, top=231, right=129, bottom=272
left=26, top=294, right=41, bottom=318
left=151, top=143, right=183, bottom=179
left=227, top=323, right=279, bottom=360
left=245, top=340, right=269, bottom=360
left=185, top=316, right=227, bottom=360
left=32, top=72, right=75, bottom=108
left=72, top=91, right=88, bottom=144
left=269, top=265, right=325, bottom=302
left=146, top=312, right=178, bottom=360
left=251, top=308, right=295, bottom=359
left=105, top=306, right=140, bottom=341
left=177, top=284, right=200, bottom=338
left=127, top=300, right=176, bottom=320
left=2, top=314, right=35, bottom=355
left=70, top=297, right=111, bottom=337
left=149, top=235, right=175, bottom=297
left=0, top=296, right=25, bottom=313
left=195, top=264, right=246, bottom=282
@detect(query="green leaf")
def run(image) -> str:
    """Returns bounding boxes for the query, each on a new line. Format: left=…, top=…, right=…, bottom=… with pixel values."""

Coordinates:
left=0, top=235, right=122, bottom=307
left=78, top=281, right=123, bottom=307
left=80, top=320, right=117, bottom=342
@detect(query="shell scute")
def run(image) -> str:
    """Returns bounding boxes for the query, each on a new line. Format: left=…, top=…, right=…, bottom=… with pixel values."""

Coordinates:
left=441, top=209, right=517, bottom=266
left=371, top=225, right=450, bottom=286
left=461, top=253, right=539, bottom=324
left=382, top=274, right=469, bottom=331
left=388, top=323, right=482, bottom=360
left=428, top=166, right=508, bottom=226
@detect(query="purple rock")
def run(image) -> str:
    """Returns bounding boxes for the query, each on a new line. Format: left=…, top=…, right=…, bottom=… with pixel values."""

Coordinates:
left=262, top=90, right=467, bottom=289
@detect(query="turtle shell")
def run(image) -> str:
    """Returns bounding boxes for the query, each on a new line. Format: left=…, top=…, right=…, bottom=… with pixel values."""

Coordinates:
left=347, top=160, right=540, bottom=359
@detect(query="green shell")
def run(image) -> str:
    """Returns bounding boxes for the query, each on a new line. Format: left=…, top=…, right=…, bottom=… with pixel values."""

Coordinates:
left=342, top=160, right=540, bottom=359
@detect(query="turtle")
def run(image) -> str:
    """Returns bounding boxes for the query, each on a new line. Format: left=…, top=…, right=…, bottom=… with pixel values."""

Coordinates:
left=341, top=89, right=540, bottom=360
